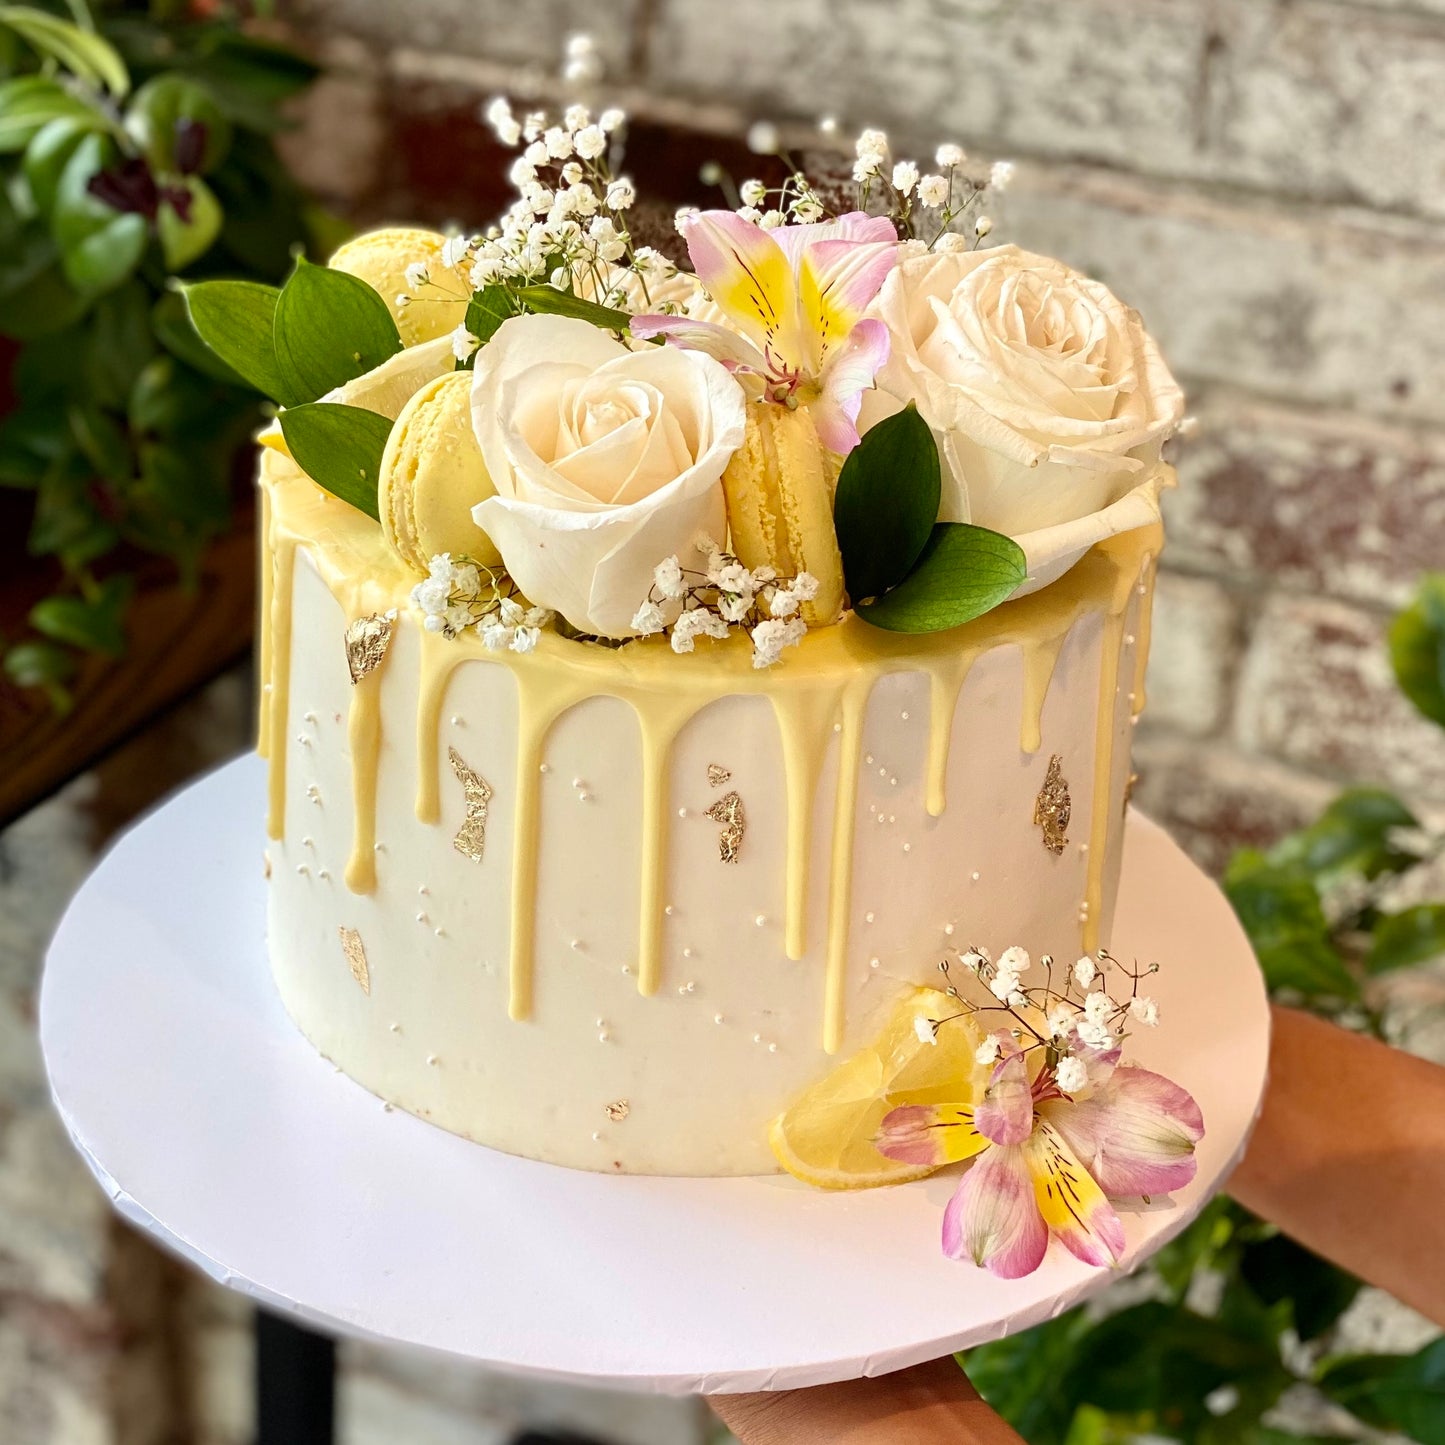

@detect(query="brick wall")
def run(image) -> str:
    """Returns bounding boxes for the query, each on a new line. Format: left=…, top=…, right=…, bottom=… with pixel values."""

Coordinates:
left=276, top=0, right=1445, bottom=876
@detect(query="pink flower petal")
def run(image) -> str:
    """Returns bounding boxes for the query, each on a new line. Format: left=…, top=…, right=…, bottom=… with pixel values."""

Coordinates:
left=943, top=1144, right=1049, bottom=1278
left=675, top=209, right=796, bottom=358
left=974, top=1048, right=1034, bottom=1146
left=1044, top=1066, right=1204, bottom=1199
left=629, top=314, right=766, bottom=373
left=769, top=210, right=899, bottom=271
left=875, top=1102, right=988, bottom=1167
left=808, top=318, right=891, bottom=454
left=1027, top=1120, right=1126, bottom=1268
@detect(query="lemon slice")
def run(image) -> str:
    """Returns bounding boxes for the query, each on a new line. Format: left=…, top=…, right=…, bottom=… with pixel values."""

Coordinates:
left=769, top=986, right=983, bottom=1190
left=257, top=335, right=456, bottom=455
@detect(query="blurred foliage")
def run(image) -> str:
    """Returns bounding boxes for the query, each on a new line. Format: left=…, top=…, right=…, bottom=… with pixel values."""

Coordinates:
left=0, top=0, right=332, bottom=709
left=964, top=573, right=1445, bottom=1442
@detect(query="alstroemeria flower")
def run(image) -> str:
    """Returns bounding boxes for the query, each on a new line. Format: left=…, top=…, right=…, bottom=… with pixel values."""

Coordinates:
left=876, top=1033, right=1203, bottom=1279
left=631, top=209, right=897, bottom=454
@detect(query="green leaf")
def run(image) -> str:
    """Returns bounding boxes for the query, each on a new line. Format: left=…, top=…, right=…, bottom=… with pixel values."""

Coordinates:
left=82, top=280, right=156, bottom=409
left=29, top=576, right=132, bottom=656
left=272, top=256, right=402, bottom=407
left=4, top=638, right=77, bottom=709
left=1368, top=903, right=1445, bottom=974
left=1390, top=574, right=1445, bottom=729
left=0, top=219, right=90, bottom=340
left=1237, top=1232, right=1361, bottom=1341
left=149, top=289, right=248, bottom=387
left=853, top=523, right=1027, bottom=633
left=1320, top=1339, right=1445, bottom=1441
left=833, top=402, right=941, bottom=604
left=277, top=402, right=391, bottom=519
left=1270, top=786, right=1421, bottom=884
left=52, top=132, right=147, bottom=295
left=22, top=113, right=95, bottom=215
left=1223, top=851, right=1360, bottom=1001
left=464, top=283, right=515, bottom=352
left=67, top=400, right=130, bottom=483
left=0, top=6, right=130, bottom=96
left=123, top=73, right=231, bottom=176
left=178, top=278, right=283, bottom=397
left=157, top=175, right=222, bottom=272
left=0, top=75, right=95, bottom=153
left=514, top=283, right=631, bottom=332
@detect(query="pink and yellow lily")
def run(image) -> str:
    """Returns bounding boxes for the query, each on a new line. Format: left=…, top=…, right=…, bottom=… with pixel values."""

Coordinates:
left=630, top=209, right=898, bottom=454
left=876, top=1029, right=1203, bottom=1279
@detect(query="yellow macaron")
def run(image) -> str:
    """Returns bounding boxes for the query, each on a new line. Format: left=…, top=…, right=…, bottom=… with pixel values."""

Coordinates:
left=378, top=371, right=502, bottom=572
left=329, top=227, right=470, bottom=347
left=721, top=403, right=845, bottom=626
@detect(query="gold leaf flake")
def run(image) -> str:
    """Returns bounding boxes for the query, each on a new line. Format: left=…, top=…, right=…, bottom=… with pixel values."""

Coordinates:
left=449, top=746, right=493, bottom=862
left=1033, top=754, right=1071, bottom=856
left=706, top=790, right=746, bottom=864
left=605, top=1100, right=630, bottom=1122
left=706, top=763, right=731, bottom=787
left=344, top=612, right=394, bottom=685
left=339, top=926, right=370, bottom=995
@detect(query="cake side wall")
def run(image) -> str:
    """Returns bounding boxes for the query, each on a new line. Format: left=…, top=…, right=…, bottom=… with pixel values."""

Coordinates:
left=265, top=542, right=1145, bottom=1175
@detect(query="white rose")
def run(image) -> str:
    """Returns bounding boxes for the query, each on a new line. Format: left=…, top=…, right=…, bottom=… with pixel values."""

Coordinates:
left=861, top=244, right=1184, bottom=593
left=470, top=315, right=747, bottom=637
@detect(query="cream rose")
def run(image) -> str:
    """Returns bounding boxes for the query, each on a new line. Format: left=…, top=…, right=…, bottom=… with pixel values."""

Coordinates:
left=861, top=244, right=1184, bottom=592
left=470, top=314, right=747, bottom=637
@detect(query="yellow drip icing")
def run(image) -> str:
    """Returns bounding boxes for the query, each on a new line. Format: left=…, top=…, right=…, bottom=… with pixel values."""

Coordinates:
left=257, top=449, right=1168, bottom=1053
left=344, top=670, right=382, bottom=893
left=257, top=482, right=273, bottom=761
left=1131, top=550, right=1159, bottom=718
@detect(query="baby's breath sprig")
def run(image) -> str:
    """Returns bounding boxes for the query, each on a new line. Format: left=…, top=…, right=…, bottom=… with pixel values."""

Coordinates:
left=921, top=943, right=1162, bottom=1098
left=631, top=538, right=821, bottom=668
left=410, top=554, right=553, bottom=653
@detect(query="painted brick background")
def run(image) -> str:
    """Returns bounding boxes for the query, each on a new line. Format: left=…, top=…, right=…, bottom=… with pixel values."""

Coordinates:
left=9, top=1, right=1445, bottom=1441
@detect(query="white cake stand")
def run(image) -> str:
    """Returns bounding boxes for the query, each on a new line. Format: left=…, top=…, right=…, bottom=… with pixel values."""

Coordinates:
left=40, top=755, right=1269, bottom=1396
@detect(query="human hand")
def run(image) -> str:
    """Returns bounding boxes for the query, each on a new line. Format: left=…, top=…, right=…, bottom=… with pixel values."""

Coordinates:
left=707, top=1356, right=1026, bottom=1443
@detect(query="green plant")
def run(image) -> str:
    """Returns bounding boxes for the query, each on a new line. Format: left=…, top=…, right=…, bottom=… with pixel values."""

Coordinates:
left=0, top=0, right=326, bottom=709
left=964, top=573, right=1445, bottom=1443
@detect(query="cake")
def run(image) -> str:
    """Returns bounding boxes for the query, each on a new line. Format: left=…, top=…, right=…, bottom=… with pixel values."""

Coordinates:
left=189, top=106, right=1184, bottom=1182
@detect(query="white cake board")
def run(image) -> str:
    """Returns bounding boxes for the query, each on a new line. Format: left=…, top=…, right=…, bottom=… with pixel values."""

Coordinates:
left=40, top=755, right=1269, bottom=1396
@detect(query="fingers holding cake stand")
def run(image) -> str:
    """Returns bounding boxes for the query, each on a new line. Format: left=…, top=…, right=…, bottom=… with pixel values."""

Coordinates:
left=40, top=755, right=1268, bottom=1395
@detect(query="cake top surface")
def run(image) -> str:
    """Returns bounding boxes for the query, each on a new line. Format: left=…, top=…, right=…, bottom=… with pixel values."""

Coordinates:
left=189, top=90, right=1184, bottom=672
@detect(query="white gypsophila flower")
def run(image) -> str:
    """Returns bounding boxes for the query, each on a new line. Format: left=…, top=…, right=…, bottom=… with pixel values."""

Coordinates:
left=790, top=571, right=820, bottom=601
left=524, top=139, right=549, bottom=167
left=444, top=603, right=473, bottom=633
left=747, top=120, right=780, bottom=154
left=422, top=614, right=445, bottom=633
left=759, top=209, right=785, bottom=229
left=852, top=155, right=881, bottom=183
left=394, top=293, right=410, bottom=309
left=510, top=626, right=541, bottom=654
left=750, top=616, right=806, bottom=668
left=470, top=256, right=501, bottom=287
left=914, top=1016, right=938, bottom=1047
left=498, top=596, right=525, bottom=627
left=563, top=103, right=590, bottom=131
left=441, top=233, right=471, bottom=268
left=1074, top=955, right=1099, bottom=989
left=959, top=949, right=986, bottom=973
left=565, top=33, right=595, bottom=59
left=523, top=607, right=552, bottom=628
left=935, top=142, right=966, bottom=168
left=1077, top=1017, right=1113, bottom=1050
left=599, top=107, right=625, bottom=133
left=792, top=198, right=824, bottom=223
left=976, top=1036, right=1001, bottom=1066
left=740, top=179, right=767, bottom=208
left=450, top=325, right=479, bottom=361
left=892, top=160, right=920, bottom=196
left=523, top=110, right=546, bottom=141
left=974, top=215, right=994, bottom=237
left=856, top=127, right=889, bottom=160
left=404, top=261, right=430, bottom=289
left=574, top=124, right=607, bottom=159
left=561, top=161, right=584, bottom=186
left=1046, top=1002, right=1075, bottom=1040
left=989, top=968, right=1019, bottom=1003
left=715, top=561, right=753, bottom=594
left=544, top=126, right=573, bottom=160
left=605, top=178, right=636, bottom=210
left=735, top=206, right=762, bottom=224
left=564, top=49, right=604, bottom=83
left=631, top=600, right=666, bottom=635
left=1083, top=991, right=1113, bottom=1026
left=768, top=588, right=799, bottom=618
left=427, top=553, right=454, bottom=581
left=1129, top=995, right=1160, bottom=1027
left=918, top=173, right=950, bottom=208
left=1057, top=1056, right=1088, bottom=1094
left=509, top=156, right=537, bottom=189
left=990, top=159, right=1015, bottom=191
left=717, top=592, right=753, bottom=623
left=652, top=555, right=686, bottom=599
left=934, top=230, right=970, bottom=253
left=485, top=97, right=521, bottom=146
left=452, top=562, right=480, bottom=592
left=480, top=621, right=511, bottom=650
left=997, top=945, right=1031, bottom=974
left=674, top=206, right=699, bottom=236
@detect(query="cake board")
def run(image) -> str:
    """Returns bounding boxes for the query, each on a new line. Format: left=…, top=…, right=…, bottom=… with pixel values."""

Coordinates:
left=39, top=754, right=1270, bottom=1396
